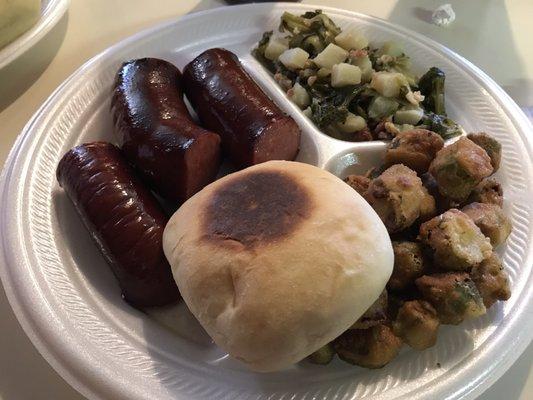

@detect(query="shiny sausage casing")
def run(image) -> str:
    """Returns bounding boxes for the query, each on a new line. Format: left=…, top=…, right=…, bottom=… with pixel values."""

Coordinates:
left=182, top=48, right=301, bottom=168
left=56, top=142, right=179, bottom=307
left=111, top=58, right=221, bottom=204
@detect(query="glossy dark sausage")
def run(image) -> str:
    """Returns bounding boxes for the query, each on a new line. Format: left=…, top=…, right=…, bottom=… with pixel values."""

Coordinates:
left=56, top=142, right=179, bottom=307
left=111, top=58, right=221, bottom=204
left=182, top=48, right=301, bottom=168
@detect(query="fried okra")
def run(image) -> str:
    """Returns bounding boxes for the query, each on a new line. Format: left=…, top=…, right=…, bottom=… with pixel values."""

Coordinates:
left=467, top=132, right=502, bottom=172
left=461, top=202, right=512, bottom=247
left=470, top=253, right=511, bottom=308
left=384, top=129, right=444, bottom=173
left=365, top=164, right=436, bottom=233
left=419, top=190, right=438, bottom=222
left=393, top=300, right=440, bottom=350
left=419, top=209, right=492, bottom=271
left=388, top=241, right=427, bottom=291
left=415, top=273, right=486, bottom=325
left=351, top=290, right=388, bottom=329
left=308, top=343, right=336, bottom=365
left=387, top=294, right=407, bottom=320
left=421, top=172, right=460, bottom=213
left=429, top=137, right=493, bottom=202
left=466, top=178, right=504, bottom=207
left=334, top=324, right=403, bottom=369
left=344, top=174, right=371, bottom=196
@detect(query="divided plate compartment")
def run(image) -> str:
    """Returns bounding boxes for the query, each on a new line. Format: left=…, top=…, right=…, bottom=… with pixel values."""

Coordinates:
left=1, top=4, right=532, bottom=400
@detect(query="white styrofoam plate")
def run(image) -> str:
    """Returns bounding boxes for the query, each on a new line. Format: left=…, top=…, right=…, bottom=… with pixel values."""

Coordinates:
left=0, top=0, right=69, bottom=69
left=1, top=3, right=532, bottom=400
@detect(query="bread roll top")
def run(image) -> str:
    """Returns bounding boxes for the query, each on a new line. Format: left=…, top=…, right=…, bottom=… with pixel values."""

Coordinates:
left=202, top=169, right=312, bottom=248
left=163, top=161, right=393, bottom=372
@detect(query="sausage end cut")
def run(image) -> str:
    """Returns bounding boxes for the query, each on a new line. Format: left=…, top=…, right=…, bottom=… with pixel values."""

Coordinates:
left=56, top=142, right=180, bottom=307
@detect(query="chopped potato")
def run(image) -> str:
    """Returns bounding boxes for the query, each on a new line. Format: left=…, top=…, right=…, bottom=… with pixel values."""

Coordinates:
left=466, top=178, right=504, bottom=207
left=312, top=43, right=348, bottom=69
left=337, top=112, right=367, bottom=133
left=470, top=253, right=511, bottom=308
left=351, top=290, right=388, bottom=329
left=429, top=137, right=493, bottom=202
left=344, top=174, right=371, bottom=196
left=461, top=202, right=512, bottom=247
left=365, top=164, right=436, bottom=233
left=288, top=82, right=310, bottom=108
left=419, top=209, right=492, bottom=271
left=278, top=47, right=310, bottom=70
left=370, top=71, right=408, bottom=98
left=415, top=273, right=486, bottom=325
left=388, top=241, right=427, bottom=291
left=394, top=106, right=424, bottom=125
left=264, top=36, right=289, bottom=61
left=384, top=129, right=444, bottom=174
left=335, top=28, right=369, bottom=50
left=331, top=63, right=362, bottom=87
left=351, top=54, right=374, bottom=82
left=393, top=300, right=440, bottom=350
left=334, top=325, right=403, bottom=369
left=467, top=132, right=502, bottom=172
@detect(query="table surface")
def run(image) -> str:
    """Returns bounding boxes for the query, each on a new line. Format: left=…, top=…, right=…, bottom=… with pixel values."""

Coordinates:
left=0, top=1, right=531, bottom=399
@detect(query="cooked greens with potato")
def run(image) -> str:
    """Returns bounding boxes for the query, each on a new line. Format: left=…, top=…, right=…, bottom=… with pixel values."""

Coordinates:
left=253, top=10, right=462, bottom=141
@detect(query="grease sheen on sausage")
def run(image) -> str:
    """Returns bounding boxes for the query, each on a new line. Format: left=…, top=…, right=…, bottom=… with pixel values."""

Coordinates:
left=111, top=58, right=221, bottom=204
left=183, top=48, right=301, bottom=168
left=56, top=142, right=179, bottom=307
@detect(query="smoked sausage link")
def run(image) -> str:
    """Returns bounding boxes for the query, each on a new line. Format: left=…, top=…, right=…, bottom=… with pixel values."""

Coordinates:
left=182, top=48, right=301, bottom=168
left=111, top=58, right=221, bottom=203
left=56, top=142, right=179, bottom=307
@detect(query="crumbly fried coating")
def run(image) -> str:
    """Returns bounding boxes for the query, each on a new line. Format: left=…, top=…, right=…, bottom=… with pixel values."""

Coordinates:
left=461, top=202, right=512, bottom=247
left=334, top=324, right=403, bottom=369
left=470, top=252, right=511, bottom=308
left=415, top=273, right=486, bottom=325
left=344, top=174, right=371, bottom=196
left=419, top=209, right=492, bottom=271
left=350, top=290, right=388, bottom=329
left=385, top=129, right=444, bottom=173
left=393, top=300, right=440, bottom=350
left=388, top=241, right=427, bottom=291
left=466, top=178, right=504, bottom=207
left=365, top=164, right=436, bottom=233
left=429, top=137, right=493, bottom=202
left=466, top=132, right=502, bottom=172
left=420, top=172, right=461, bottom=213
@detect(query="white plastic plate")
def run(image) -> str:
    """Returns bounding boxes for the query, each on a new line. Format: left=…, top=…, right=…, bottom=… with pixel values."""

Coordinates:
left=0, top=0, right=69, bottom=69
left=1, top=3, right=532, bottom=400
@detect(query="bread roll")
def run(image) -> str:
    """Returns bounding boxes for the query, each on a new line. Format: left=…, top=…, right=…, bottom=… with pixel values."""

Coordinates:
left=163, top=161, right=393, bottom=372
left=0, top=0, right=40, bottom=49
